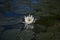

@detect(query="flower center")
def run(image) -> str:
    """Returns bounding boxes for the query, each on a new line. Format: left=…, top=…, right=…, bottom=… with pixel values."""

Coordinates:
left=28, top=18, right=31, bottom=22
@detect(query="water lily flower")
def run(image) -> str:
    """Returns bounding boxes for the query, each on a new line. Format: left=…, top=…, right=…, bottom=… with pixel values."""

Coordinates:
left=23, top=14, right=37, bottom=29
left=24, top=14, right=35, bottom=24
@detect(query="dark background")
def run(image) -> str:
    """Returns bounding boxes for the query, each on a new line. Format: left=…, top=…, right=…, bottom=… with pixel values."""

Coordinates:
left=0, top=0, right=60, bottom=40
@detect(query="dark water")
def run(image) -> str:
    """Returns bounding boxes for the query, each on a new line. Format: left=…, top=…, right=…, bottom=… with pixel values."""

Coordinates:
left=0, top=0, right=39, bottom=40
left=0, top=0, right=60, bottom=40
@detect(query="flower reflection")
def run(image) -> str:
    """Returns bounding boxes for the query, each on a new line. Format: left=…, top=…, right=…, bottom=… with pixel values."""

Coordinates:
left=25, top=24, right=34, bottom=29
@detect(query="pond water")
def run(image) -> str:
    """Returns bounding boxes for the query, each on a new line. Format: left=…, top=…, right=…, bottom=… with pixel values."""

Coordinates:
left=0, top=23, right=46, bottom=40
left=0, top=0, right=41, bottom=40
left=0, top=0, right=60, bottom=40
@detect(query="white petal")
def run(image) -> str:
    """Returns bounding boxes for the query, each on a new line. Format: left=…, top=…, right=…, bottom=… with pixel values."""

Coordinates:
left=29, top=14, right=30, bottom=16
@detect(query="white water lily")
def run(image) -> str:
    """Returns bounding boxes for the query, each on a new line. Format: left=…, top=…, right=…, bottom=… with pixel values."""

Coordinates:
left=24, top=14, right=35, bottom=24
left=23, top=14, right=37, bottom=29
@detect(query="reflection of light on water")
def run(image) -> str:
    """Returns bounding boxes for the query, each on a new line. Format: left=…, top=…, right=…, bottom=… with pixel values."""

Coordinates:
left=25, top=24, right=34, bottom=29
